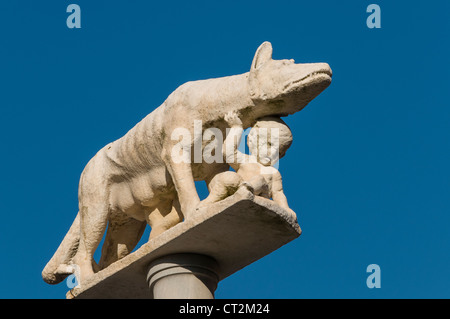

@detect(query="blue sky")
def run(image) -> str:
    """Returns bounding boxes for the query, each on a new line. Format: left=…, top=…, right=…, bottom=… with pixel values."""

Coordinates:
left=0, top=1, right=449, bottom=298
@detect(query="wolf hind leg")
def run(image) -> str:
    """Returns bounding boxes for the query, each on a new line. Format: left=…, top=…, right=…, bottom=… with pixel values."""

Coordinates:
left=99, top=212, right=147, bottom=269
left=73, top=202, right=110, bottom=285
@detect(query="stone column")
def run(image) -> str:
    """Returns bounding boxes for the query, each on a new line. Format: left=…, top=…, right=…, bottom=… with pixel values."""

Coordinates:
left=146, top=253, right=220, bottom=299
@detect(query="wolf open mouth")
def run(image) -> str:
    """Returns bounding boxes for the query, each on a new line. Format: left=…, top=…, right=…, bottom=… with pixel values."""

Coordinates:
left=283, top=69, right=332, bottom=92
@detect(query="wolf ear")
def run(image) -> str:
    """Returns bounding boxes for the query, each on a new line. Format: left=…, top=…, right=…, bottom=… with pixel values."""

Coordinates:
left=251, top=42, right=273, bottom=70
left=249, top=42, right=273, bottom=99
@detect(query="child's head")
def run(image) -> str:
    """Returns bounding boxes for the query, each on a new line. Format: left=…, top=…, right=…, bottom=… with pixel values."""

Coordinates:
left=247, top=117, right=293, bottom=166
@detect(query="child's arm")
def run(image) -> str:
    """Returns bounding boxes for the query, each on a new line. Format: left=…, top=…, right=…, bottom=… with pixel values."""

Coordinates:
left=223, top=111, right=253, bottom=170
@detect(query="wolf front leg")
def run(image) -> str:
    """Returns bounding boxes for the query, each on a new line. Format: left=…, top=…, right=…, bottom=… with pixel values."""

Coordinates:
left=163, top=145, right=200, bottom=220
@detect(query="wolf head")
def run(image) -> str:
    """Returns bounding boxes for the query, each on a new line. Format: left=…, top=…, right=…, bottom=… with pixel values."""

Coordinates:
left=248, top=42, right=332, bottom=116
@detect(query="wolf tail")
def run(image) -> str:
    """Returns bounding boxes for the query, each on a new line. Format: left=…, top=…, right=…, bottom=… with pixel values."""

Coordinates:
left=42, top=212, right=81, bottom=285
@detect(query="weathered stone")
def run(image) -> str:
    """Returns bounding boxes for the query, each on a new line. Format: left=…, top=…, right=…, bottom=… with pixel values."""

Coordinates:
left=43, top=41, right=331, bottom=293
left=67, top=188, right=301, bottom=299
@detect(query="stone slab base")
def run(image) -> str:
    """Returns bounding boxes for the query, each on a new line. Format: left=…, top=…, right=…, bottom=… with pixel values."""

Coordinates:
left=68, top=187, right=301, bottom=299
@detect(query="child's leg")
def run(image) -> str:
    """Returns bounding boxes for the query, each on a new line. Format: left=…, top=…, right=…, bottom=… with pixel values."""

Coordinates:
left=202, top=171, right=243, bottom=204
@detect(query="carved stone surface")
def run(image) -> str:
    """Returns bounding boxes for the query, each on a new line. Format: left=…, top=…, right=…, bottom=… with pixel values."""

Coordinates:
left=67, top=188, right=301, bottom=299
left=43, top=41, right=331, bottom=290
